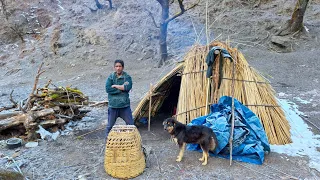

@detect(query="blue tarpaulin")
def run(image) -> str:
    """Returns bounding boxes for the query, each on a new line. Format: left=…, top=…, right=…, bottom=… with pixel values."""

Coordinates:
left=187, top=96, right=270, bottom=165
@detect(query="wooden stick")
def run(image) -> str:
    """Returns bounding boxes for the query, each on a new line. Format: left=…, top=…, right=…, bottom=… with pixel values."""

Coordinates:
left=229, top=54, right=236, bottom=166
left=23, top=62, right=45, bottom=111
left=88, top=100, right=108, bottom=107
left=62, top=87, right=74, bottom=118
left=9, top=90, right=17, bottom=107
left=174, top=103, right=214, bottom=116
left=213, top=50, right=220, bottom=103
left=148, top=83, right=152, bottom=131
left=245, top=104, right=280, bottom=107
left=0, top=90, right=18, bottom=112
left=77, top=127, right=105, bottom=138
left=221, top=77, right=269, bottom=84
left=205, top=78, right=210, bottom=115
left=0, top=105, right=16, bottom=112
left=181, top=70, right=206, bottom=75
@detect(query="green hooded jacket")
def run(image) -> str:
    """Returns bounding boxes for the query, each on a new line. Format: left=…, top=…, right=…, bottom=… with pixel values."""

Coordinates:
left=105, top=71, right=132, bottom=108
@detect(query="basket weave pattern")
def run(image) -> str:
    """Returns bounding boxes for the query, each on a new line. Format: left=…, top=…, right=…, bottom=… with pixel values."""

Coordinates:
left=104, top=125, right=145, bottom=179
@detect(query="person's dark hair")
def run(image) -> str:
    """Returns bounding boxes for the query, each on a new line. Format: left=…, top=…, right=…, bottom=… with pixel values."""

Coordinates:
left=114, top=59, right=124, bottom=67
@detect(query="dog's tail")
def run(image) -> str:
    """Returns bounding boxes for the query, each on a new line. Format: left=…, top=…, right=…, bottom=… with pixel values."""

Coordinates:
left=209, top=131, right=218, bottom=152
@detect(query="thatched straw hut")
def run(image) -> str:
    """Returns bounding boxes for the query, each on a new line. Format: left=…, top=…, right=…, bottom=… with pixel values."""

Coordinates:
left=133, top=41, right=291, bottom=145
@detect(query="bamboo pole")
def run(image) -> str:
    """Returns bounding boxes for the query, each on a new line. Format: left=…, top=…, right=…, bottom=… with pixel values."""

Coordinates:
left=204, top=0, right=210, bottom=115
left=205, top=78, right=210, bottom=114
left=148, top=83, right=152, bottom=131
left=229, top=53, right=236, bottom=166
left=212, top=50, right=221, bottom=103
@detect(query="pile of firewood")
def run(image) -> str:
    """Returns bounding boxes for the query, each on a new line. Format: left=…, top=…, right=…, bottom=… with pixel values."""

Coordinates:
left=0, top=63, right=91, bottom=140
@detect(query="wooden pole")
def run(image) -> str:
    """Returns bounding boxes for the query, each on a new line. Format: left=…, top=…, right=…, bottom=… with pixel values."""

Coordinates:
left=212, top=50, right=220, bottom=104
left=23, top=62, right=45, bottom=112
left=148, top=83, right=152, bottom=131
left=229, top=53, right=236, bottom=166
left=205, top=78, right=210, bottom=115
left=205, top=0, right=210, bottom=115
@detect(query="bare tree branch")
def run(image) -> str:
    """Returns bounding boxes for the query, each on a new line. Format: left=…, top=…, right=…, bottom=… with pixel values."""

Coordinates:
left=145, top=8, right=160, bottom=28
left=9, top=90, right=17, bottom=107
left=0, top=105, right=15, bottom=112
left=0, top=90, right=18, bottom=112
left=165, top=0, right=200, bottom=24
left=23, top=62, right=45, bottom=111
left=155, top=0, right=200, bottom=66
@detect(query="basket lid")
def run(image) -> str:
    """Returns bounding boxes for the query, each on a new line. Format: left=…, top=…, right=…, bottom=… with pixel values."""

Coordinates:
left=110, top=125, right=137, bottom=132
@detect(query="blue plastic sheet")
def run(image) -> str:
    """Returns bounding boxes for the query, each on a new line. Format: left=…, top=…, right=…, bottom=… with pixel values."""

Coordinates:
left=187, top=96, right=270, bottom=165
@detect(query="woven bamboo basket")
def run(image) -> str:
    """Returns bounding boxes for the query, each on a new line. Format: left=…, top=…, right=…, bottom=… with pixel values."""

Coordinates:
left=104, top=125, right=145, bottom=179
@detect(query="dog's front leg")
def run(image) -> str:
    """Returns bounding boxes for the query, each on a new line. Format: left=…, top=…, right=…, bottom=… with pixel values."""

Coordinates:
left=176, top=142, right=186, bottom=162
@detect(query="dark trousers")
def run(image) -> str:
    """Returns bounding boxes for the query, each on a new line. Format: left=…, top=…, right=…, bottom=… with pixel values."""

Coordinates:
left=105, top=106, right=134, bottom=137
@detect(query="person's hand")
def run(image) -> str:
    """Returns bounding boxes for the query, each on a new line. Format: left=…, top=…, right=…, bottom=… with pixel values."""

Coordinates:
left=111, top=85, right=125, bottom=91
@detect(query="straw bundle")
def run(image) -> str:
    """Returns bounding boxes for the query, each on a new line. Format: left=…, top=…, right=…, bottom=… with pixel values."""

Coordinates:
left=176, top=47, right=209, bottom=124
left=104, top=125, right=145, bottom=179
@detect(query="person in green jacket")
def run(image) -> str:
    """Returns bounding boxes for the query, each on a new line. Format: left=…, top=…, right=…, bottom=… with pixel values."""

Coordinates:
left=105, top=59, right=133, bottom=137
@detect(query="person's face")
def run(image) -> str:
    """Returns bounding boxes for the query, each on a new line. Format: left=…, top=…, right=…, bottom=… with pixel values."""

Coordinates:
left=114, top=63, right=124, bottom=75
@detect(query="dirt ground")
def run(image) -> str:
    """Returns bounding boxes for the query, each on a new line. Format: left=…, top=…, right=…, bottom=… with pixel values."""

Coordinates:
left=1, top=0, right=320, bottom=179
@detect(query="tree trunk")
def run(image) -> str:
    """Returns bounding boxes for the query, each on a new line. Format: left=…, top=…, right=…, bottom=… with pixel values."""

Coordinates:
left=277, top=0, right=309, bottom=36
left=158, top=2, right=169, bottom=67
left=290, top=0, right=309, bottom=32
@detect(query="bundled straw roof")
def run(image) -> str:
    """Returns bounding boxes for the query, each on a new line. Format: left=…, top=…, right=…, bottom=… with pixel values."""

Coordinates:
left=133, top=41, right=291, bottom=145
left=133, top=63, right=184, bottom=120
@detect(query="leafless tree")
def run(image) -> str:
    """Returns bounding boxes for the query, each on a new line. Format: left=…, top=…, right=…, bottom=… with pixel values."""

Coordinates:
left=150, top=0, right=200, bottom=67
